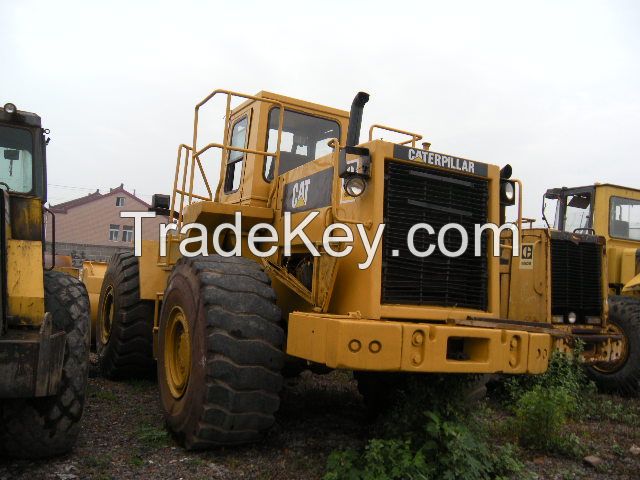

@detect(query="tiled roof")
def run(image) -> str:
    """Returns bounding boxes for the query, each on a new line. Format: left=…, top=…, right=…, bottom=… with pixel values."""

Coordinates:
left=49, top=184, right=151, bottom=213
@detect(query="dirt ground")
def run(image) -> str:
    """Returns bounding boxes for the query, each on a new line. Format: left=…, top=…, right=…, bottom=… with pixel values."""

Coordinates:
left=1, top=368, right=640, bottom=480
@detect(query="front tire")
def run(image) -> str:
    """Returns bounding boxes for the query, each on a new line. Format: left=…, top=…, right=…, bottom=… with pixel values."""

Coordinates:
left=158, top=255, right=284, bottom=449
left=588, top=295, right=640, bottom=395
left=96, top=252, right=154, bottom=379
left=0, top=271, right=90, bottom=458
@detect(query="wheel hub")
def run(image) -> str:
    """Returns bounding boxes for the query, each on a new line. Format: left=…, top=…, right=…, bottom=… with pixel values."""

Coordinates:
left=592, top=322, right=629, bottom=374
left=100, top=285, right=115, bottom=345
left=165, top=306, right=191, bottom=399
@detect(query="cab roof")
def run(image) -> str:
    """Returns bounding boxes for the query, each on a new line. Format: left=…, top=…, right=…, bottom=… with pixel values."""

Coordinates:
left=546, top=183, right=640, bottom=196
left=0, top=106, right=42, bottom=128
left=233, top=90, right=350, bottom=119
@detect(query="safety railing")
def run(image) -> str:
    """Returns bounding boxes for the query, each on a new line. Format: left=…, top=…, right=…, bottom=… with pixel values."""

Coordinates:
left=169, top=89, right=285, bottom=231
left=368, top=124, right=423, bottom=147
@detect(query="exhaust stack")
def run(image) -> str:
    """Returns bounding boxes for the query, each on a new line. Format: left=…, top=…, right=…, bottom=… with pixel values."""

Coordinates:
left=346, top=92, right=370, bottom=147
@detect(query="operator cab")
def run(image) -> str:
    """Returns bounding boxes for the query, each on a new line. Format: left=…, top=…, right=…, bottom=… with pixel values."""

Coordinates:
left=0, top=102, right=47, bottom=201
left=544, top=184, right=640, bottom=242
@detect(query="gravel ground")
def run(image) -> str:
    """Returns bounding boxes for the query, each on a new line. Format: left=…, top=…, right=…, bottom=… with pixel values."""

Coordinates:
left=1, top=368, right=640, bottom=479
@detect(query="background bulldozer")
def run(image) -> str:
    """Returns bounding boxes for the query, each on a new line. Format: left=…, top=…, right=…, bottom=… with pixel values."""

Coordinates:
left=0, top=103, right=90, bottom=457
left=83, top=89, right=620, bottom=449
left=544, top=184, right=640, bottom=393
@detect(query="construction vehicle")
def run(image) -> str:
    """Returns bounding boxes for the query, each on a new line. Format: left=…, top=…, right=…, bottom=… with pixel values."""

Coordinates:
left=0, top=103, right=90, bottom=457
left=543, top=184, right=640, bottom=393
left=83, top=89, right=620, bottom=449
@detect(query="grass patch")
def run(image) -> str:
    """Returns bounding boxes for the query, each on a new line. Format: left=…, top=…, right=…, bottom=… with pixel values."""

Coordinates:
left=136, top=422, right=170, bottom=447
left=129, top=455, right=145, bottom=467
left=84, top=453, right=113, bottom=470
left=89, top=386, right=118, bottom=402
left=324, top=375, right=524, bottom=480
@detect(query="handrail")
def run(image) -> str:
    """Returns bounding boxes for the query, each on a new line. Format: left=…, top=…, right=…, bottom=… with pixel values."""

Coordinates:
left=368, top=124, right=423, bottom=147
left=171, top=89, right=286, bottom=231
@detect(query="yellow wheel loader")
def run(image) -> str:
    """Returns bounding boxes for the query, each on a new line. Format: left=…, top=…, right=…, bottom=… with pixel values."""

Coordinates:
left=0, top=103, right=90, bottom=457
left=83, top=89, right=620, bottom=449
left=544, top=184, right=640, bottom=393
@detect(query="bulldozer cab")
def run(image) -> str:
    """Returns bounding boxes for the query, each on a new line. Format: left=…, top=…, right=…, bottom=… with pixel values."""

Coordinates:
left=544, top=184, right=640, bottom=294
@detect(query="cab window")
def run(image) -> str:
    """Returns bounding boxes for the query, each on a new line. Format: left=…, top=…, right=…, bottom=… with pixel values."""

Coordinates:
left=224, top=116, right=248, bottom=193
left=610, top=196, right=640, bottom=241
left=564, top=192, right=592, bottom=233
left=264, top=108, right=340, bottom=181
left=0, top=126, right=33, bottom=193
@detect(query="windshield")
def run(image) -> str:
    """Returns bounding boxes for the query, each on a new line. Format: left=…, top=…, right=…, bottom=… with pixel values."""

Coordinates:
left=564, top=192, right=593, bottom=232
left=543, top=190, right=593, bottom=233
left=264, top=108, right=340, bottom=181
left=0, top=125, right=34, bottom=193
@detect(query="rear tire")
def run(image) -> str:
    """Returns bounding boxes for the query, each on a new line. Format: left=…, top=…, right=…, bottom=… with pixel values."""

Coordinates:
left=96, top=251, right=154, bottom=379
left=158, top=255, right=284, bottom=449
left=0, top=271, right=90, bottom=458
left=588, top=295, right=640, bottom=395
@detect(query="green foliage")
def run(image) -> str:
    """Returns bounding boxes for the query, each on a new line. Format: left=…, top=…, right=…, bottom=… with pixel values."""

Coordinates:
left=324, top=375, right=524, bottom=480
left=504, top=348, right=590, bottom=456
left=584, top=396, right=640, bottom=425
left=136, top=422, right=170, bottom=447
left=505, top=345, right=591, bottom=407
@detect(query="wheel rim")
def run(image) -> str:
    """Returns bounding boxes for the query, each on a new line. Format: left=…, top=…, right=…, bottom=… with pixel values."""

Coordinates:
left=164, top=305, right=191, bottom=399
left=100, top=285, right=115, bottom=344
left=592, top=322, right=629, bottom=373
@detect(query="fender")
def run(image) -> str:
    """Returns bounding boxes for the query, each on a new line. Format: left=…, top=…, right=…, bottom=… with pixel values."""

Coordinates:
left=622, top=272, right=640, bottom=297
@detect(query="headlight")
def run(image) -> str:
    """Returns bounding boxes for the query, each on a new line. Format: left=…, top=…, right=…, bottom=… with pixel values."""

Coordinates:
left=344, top=176, right=366, bottom=197
left=568, top=312, right=577, bottom=324
left=501, top=181, right=515, bottom=203
left=3, top=103, right=16, bottom=114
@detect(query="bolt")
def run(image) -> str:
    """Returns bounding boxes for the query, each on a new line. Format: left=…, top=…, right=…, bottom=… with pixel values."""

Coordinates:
left=369, top=341, right=382, bottom=353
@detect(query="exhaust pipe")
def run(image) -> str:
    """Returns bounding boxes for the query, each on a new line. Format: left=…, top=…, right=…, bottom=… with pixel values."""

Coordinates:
left=346, top=92, right=370, bottom=147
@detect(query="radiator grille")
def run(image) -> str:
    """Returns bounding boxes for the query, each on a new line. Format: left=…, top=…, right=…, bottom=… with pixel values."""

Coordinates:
left=550, top=237, right=602, bottom=322
left=381, top=161, right=489, bottom=310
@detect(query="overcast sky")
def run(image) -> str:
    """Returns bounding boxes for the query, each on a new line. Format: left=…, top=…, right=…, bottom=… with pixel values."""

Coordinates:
left=2, top=0, right=638, bottom=221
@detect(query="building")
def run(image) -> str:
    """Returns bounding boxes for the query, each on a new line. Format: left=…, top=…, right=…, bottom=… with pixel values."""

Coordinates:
left=45, top=184, right=168, bottom=266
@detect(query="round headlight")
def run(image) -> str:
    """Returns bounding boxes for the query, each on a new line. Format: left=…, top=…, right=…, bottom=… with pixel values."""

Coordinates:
left=344, top=176, right=366, bottom=197
left=502, top=181, right=515, bottom=202
left=3, top=103, right=16, bottom=114
left=568, top=312, right=577, bottom=324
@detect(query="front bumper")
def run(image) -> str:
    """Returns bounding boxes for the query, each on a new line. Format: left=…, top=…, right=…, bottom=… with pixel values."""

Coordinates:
left=286, top=312, right=552, bottom=374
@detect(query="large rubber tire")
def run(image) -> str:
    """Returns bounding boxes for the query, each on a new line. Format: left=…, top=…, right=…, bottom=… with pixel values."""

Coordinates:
left=588, top=295, right=640, bottom=395
left=0, top=271, right=90, bottom=458
left=96, top=251, right=154, bottom=379
left=158, top=255, right=284, bottom=449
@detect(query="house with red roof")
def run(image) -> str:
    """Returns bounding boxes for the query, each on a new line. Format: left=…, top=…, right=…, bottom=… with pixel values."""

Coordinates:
left=45, top=184, right=168, bottom=265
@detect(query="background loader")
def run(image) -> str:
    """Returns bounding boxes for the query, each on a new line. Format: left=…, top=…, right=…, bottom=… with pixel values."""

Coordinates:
left=0, top=102, right=90, bottom=457
left=544, top=184, right=640, bottom=393
left=83, top=89, right=620, bottom=449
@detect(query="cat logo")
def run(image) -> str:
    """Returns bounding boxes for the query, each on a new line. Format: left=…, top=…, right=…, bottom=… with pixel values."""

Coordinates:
left=520, top=244, right=534, bottom=270
left=291, top=179, right=311, bottom=209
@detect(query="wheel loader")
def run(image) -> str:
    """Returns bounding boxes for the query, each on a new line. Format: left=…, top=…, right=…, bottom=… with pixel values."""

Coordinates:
left=543, top=184, right=640, bottom=393
left=0, top=103, right=90, bottom=457
left=83, top=89, right=621, bottom=449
